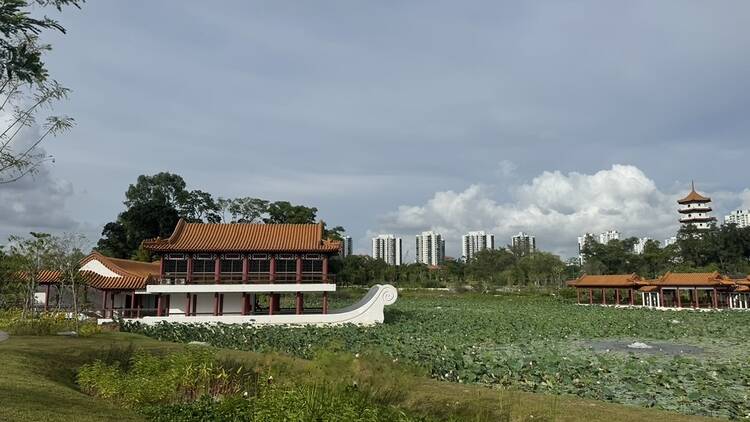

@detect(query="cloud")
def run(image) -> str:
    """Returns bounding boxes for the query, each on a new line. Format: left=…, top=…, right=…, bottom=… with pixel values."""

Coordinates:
left=375, top=165, right=693, bottom=259
left=0, top=116, right=79, bottom=244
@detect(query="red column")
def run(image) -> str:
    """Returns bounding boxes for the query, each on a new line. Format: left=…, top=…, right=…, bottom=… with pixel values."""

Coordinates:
left=659, top=288, right=664, bottom=308
left=322, top=292, right=329, bottom=314
left=159, top=256, right=164, bottom=278
left=712, top=288, right=717, bottom=308
left=102, top=290, right=107, bottom=318
left=269, top=256, right=276, bottom=282
left=296, top=292, right=303, bottom=315
left=322, top=256, right=329, bottom=282
left=629, top=289, right=634, bottom=305
left=240, top=293, right=246, bottom=315
left=602, top=288, right=606, bottom=305
left=576, top=289, right=580, bottom=304
left=242, top=255, right=249, bottom=282
left=214, top=256, right=221, bottom=283
left=213, top=293, right=219, bottom=316
left=588, top=288, right=593, bottom=305
left=268, top=294, right=275, bottom=315
left=296, top=255, right=302, bottom=282
left=615, top=289, right=620, bottom=305
left=693, top=288, right=698, bottom=308
left=185, top=293, right=191, bottom=316
left=187, top=255, right=194, bottom=283
left=156, top=294, right=163, bottom=317
left=44, top=284, right=50, bottom=311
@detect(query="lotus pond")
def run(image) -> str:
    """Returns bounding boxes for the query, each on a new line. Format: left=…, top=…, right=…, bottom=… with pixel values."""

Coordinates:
left=123, top=290, right=750, bottom=419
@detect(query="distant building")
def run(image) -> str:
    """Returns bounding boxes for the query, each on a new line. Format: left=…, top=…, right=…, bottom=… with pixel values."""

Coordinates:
left=598, top=230, right=620, bottom=244
left=511, top=232, right=536, bottom=256
left=577, top=230, right=620, bottom=264
left=725, top=209, right=750, bottom=229
left=664, top=236, right=677, bottom=247
left=462, top=231, right=494, bottom=261
left=371, top=235, right=402, bottom=266
left=341, top=236, right=353, bottom=257
left=678, top=182, right=716, bottom=230
left=633, top=237, right=652, bottom=254
left=416, top=231, right=445, bottom=266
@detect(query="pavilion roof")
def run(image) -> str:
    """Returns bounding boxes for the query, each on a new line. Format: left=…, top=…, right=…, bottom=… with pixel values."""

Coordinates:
left=569, top=273, right=644, bottom=288
left=654, top=271, right=734, bottom=287
left=677, top=183, right=711, bottom=204
left=142, top=219, right=341, bottom=253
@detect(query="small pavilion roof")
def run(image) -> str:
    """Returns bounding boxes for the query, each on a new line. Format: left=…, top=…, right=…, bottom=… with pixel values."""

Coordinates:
left=677, top=182, right=711, bottom=204
left=654, top=271, right=734, bottom=287
left=569, top=273, right=644, bottom=288
left=142, top=219, right=341, bottom=253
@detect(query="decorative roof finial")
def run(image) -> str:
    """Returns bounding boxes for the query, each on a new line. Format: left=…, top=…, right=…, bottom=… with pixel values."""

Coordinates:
left=691, top=180, right=695, bottom=192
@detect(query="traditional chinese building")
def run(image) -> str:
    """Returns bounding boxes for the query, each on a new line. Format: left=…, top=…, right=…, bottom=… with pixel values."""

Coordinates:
left=569, top=271, right=749, bottom=310
left=678, top=182, right=716, bottom=230
left=139, top=219, right=341, bottom=320
left=28, top=220, right=398, bottom=325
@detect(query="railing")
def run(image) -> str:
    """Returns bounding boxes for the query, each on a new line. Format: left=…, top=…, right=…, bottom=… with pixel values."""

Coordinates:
left=154, top=273, right=335, bottom=285
left=102, top=307, right=160, bottom=319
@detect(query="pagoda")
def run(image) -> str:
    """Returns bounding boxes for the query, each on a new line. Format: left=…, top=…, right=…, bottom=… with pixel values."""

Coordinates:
left=677, top=181, right=716, bottom=229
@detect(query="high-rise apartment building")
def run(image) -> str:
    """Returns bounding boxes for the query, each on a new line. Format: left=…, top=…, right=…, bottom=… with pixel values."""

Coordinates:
left=416, top=231, right=445, bottom=266
left=633, top=237, right=652, bottom=254
left=341, top=236, right=353, bottom=257
left=598, top=230, right=620, bottom=244
left=725, top=209, right=750, bottom=229
left=510, top=232, right=536, bottom=256
left=664, top=236, right=677, bottom=247
left=371, top=235, right=402, bottom=266
left=462, top=231, right=495, bottom=261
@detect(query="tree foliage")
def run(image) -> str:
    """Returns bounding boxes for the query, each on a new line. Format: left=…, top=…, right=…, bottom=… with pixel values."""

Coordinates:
left=0, top=0, right=82, bottom=183
left=97, top=172, right=343, bottom=260
left=580, top=224, right=750, bottom=278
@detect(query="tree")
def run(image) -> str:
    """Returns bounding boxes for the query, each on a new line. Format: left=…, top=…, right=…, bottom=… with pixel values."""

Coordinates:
left=217, top=197, right=269, bottom=223
left=263, top=201, right=318, bottom=224
left=7, top=232, right=55, bottom=317
left=0, top=0, right=82, bottom=184
left=50, top=233, right=85, bottom=331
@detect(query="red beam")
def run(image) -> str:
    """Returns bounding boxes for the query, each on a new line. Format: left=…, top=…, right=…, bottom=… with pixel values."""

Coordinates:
left=269, top=256, right=276, bottom=282
left=242, top=255, right=249, bottom=282
left=322, top=256, right=329, bottom=282
left=296, top=255, right=302, bottom=282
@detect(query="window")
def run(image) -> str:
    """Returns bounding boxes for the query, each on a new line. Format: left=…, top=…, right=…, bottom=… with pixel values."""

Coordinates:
left=220, top=254, right=243, bottom=281
left=192, top=254, right=215, bottom=281
left=302, top=258, right=322, bottom=273
left=276, top=254, right=297, bottom=274
left=163, top=254, right=187, bottom=274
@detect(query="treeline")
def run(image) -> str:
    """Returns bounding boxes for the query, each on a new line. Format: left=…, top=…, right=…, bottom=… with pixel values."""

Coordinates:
left=96, top=172, right=344, bottom=260
left=581, top=224, right=750, bottom=278
left=333, top=249, right=574, bottom=289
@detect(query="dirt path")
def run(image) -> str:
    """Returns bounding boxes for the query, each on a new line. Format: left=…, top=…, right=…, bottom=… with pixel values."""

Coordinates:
left=0, top=332, right=8, bottom=342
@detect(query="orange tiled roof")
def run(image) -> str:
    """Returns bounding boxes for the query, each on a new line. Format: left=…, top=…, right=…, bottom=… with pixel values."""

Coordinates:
left=655, top=271, right=734, bottom=287
left=569, top=273, right=644, bottom=287
left=82, top=251, right=159, bottom=279
left=677, top=183, right=710, bottom=204
left=81, top=271, right=149, bottom=290
left=142, top=219, right=342, bottom=253
left=13, top=270, right=61, bottom=284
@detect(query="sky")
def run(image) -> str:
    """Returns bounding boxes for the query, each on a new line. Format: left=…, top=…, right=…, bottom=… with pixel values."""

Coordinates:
left=2, top=1, right=750, bottom=259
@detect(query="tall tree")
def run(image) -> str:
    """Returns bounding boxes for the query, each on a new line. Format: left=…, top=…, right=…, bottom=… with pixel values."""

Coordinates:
left=0, top=0, right=82, bottom=183
left=263, top=201, right=318, bottom=224
left=7, top=232, right=56, bottom=317
left=50, top=233, right=85, bottom=330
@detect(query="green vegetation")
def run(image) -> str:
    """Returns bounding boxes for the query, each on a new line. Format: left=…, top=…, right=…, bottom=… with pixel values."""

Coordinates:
left=96, top=172, right=343, bottom=259
left=581, top=224, right=750, bottom=278
left=0, top=332, right=715, bottom=422
left=125, top=291, right=750, bottom=419
left=0, top=309, right=100, bottom=336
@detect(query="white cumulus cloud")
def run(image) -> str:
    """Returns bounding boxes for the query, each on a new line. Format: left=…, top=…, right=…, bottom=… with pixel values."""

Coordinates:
left=375, top=165, right=689, bottom=259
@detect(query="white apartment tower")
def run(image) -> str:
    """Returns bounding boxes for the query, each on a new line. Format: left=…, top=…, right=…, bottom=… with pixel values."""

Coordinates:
left=677, top=182, right=716, bottom=229
left=725, top=209, right=750, bottom=229
left=341, top=236, right=353, bottom=257
left=416, top=231, right=445, bottom=266
left=371, top=235, right=402, bottom=266
left=598, top=230, right=620, bottom=244
left=462, top=231, right=495, bottom=261
left=511, top=232, right=536, bottom=255
left=633, top=237, right=652, bottom=254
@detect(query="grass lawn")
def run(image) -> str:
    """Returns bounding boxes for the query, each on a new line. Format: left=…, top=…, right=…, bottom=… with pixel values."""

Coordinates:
left=0, top=332, right=721, bottom=422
